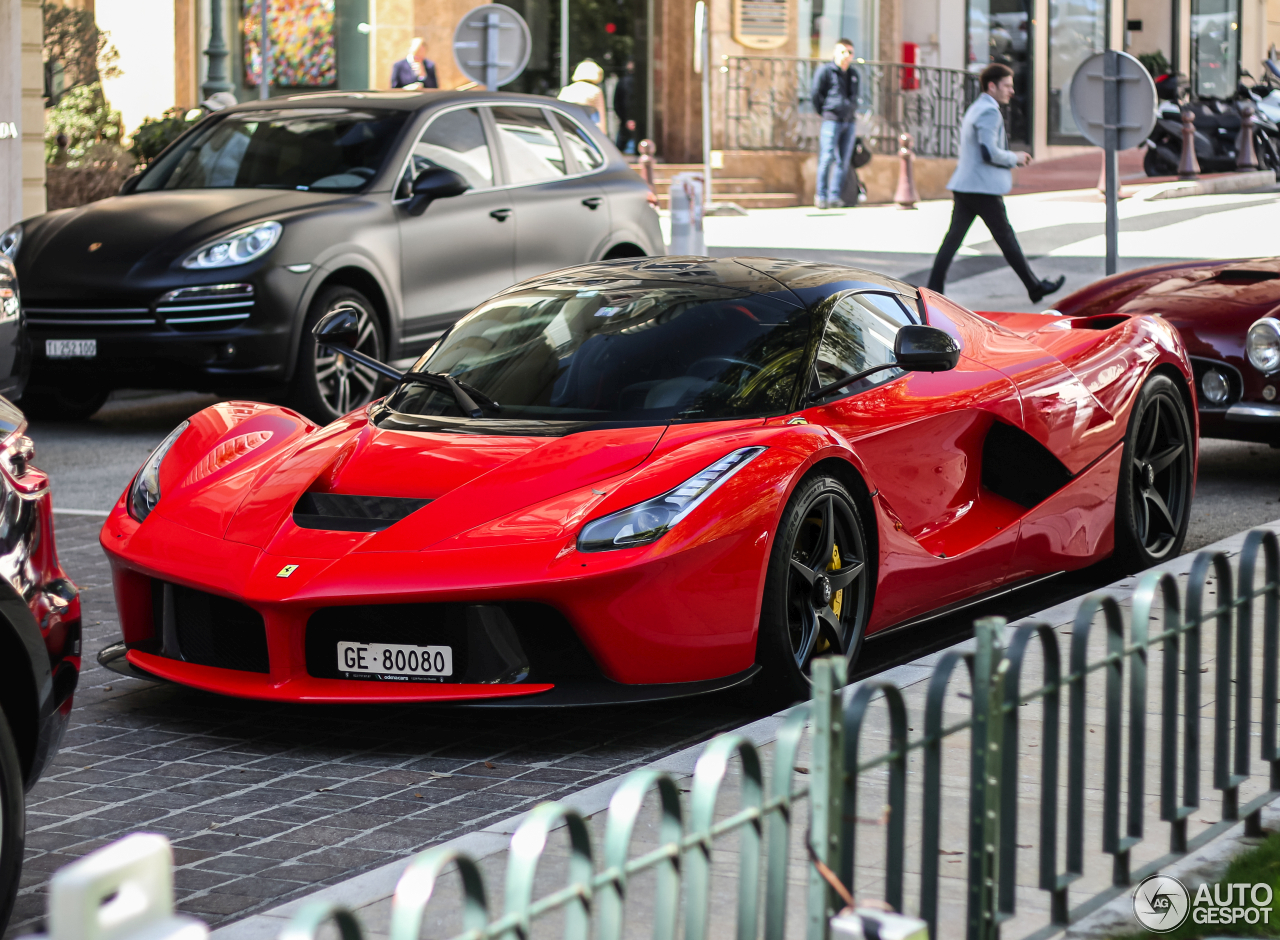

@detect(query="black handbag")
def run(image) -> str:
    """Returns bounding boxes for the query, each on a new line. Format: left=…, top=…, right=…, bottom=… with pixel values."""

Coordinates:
left=852, top=137, right=872, bottom=168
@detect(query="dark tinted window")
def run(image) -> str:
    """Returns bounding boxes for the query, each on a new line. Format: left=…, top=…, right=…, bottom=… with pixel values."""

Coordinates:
left=138, top=108, right=407, bottom=192
left=383, top=285, right=810, bottom=423
left=812, top=291, right=911, bottom=398
left=397, top=107, right=493, bottom=198
left=491, top=107, right=567, bottom=183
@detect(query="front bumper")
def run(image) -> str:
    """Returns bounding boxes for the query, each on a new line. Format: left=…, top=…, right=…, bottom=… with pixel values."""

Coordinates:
left=25, top=265, right=307, bottom=391
left=99, top=505, right=764, bottom=705
left=1225, top=402, right=1280, bottom=423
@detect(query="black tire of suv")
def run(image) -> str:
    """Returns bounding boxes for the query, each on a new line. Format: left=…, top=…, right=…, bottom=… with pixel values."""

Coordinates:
left=19, top=385, right=111, bottom=421
left=286, top=286, right=387, bottom=424
left=0, top=710, right=25, bottom=932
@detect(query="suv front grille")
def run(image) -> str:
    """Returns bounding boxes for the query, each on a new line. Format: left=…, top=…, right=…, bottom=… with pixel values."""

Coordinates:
left=152, top=580, right=270, bottom=673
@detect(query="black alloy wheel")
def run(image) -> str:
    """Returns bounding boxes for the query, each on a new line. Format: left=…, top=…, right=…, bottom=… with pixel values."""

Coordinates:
left=757, top=474, right=874, bottom=703
left=1112, top=374, right=1193, bottom=572
left=289, top=286, right=386, bottom=424
left=0, top=710, right=25, bottom=930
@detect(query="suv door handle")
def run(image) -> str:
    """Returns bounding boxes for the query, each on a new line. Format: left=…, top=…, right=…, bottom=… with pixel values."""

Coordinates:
left=581, top=197, right=603, bottom=210
left=490, top=208, right=512, bottom=221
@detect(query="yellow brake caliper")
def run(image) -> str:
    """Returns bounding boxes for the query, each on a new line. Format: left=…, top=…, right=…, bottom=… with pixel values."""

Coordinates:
left=829, top=544, right=843, bottom=618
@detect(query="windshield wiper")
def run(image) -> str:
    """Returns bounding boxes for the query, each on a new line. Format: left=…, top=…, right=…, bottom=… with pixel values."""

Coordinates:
left=400, top=371, right=501, bottom=418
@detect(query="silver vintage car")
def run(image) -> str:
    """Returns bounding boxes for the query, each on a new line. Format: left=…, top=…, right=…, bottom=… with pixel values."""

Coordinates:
left=4, top=91, right=664, bottom=422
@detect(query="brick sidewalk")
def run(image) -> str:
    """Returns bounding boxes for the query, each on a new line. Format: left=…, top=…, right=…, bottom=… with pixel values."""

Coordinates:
left=7, top=515, right=755, bottom=937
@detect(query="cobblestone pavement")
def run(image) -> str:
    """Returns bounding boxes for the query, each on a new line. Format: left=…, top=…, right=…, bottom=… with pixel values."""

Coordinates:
left=5, top=514, right=758, bottom=937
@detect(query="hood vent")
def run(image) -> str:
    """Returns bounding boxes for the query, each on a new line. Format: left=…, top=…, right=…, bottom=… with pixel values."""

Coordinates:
left=293, top=492, right=431, bottom=532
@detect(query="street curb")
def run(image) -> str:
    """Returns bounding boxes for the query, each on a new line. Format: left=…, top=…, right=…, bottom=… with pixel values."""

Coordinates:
left=209, top=517, right=1280, bottom=940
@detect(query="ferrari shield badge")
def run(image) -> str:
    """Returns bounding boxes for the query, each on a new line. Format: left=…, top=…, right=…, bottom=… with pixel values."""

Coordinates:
left=277, top=565, right=299, bottom=578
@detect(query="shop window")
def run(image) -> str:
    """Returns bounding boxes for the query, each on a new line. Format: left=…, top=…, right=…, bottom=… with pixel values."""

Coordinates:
left=967, top=0, right=1032, bottom=145
left=1191, top=0, right=1240, bottom=99
left=1047, top=0, right=1106, bottom=142
left=798, top=0, right=876, bottom=61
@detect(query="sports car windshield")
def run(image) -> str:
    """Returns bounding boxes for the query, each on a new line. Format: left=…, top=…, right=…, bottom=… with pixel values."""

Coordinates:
left=136, top=108, right=408, bottom=193
left=381, top=285, right=811, bottom=426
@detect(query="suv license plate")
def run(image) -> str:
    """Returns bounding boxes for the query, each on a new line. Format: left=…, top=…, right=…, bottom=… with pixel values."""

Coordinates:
left=46, top=339, right=97, bottom=359
left=337, top=641, right=452, bottom=680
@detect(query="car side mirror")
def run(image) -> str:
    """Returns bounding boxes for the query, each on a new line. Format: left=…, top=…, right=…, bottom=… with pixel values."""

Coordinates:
left=407, top=167, right=469, bottom=217
left=312, top=307, right=359, bottom=351
left=893, top=324, right=960, bottom=372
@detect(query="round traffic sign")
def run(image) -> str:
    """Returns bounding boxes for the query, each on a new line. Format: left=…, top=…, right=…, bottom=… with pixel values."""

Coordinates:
left=452, top=4, right=531, bottom=90
left=1069, top=50, right=1157, bottom=150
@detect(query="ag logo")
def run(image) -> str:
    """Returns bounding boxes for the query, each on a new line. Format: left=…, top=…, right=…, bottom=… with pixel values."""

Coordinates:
left=277, top=564, right=299, bottom=578
left=88, top=242, right=102, bottom=252
left=1134, top=873, right=1190, bottom=932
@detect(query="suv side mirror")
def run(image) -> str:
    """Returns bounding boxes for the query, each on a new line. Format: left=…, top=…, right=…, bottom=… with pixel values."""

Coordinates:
left=407, top=167, right=469, bottom=217
left=893, top=324, right=960, bottom=372
left=312, top=307, right=359, bottom=351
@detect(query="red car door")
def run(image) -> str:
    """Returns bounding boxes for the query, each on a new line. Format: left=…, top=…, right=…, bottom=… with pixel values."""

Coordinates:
left=801, top=290, right=1025, bottom=629
left=921, top=290, right=1121, bottom=576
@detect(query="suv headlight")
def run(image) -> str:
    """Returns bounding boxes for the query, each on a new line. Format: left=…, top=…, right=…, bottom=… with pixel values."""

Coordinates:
left=0, top=224, right=21, bottom=260
left=1247, top=317, right=1280, bottom=374
left=181, top=221, right=282, bottom=269
left=578, top=446, right=766, bottom=552
left=128, top=421, right=189, bottom=522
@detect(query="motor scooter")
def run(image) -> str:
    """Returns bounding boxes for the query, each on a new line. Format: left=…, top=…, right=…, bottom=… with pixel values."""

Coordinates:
left=1143, top=71, right=1280, bottom=176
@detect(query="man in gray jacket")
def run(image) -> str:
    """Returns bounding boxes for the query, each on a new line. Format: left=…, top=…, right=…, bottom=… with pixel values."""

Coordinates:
left=927, top=64, right=1064, bottom=303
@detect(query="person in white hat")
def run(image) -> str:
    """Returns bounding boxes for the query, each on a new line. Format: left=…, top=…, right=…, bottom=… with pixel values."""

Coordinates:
left=558, top=59, right=606, bottom=127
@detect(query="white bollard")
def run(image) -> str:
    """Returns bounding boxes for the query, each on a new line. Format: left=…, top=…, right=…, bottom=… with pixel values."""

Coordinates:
left=667, top=171, right=706, bottom=255
left=830, top=909, right=930, bottom=940
left=20, top=834, right=207, bottom=940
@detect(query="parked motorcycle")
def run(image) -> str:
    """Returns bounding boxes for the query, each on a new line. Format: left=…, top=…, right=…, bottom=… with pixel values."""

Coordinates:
left=1142, top=70, right=1280, bottom=177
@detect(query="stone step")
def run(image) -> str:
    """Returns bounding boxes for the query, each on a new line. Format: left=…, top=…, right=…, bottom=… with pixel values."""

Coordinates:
left=655, top=191, right=799, bottom=209
left=651, top=177, right=768, bottom=194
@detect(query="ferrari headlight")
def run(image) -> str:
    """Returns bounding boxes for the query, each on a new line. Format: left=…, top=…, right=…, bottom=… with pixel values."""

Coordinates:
left=0, top=224, right=21, bottom=260
left=128, top=421, right=189, bottom=522
left=1247, top=317, right=1280, bottom=374
left=577, top=446, right=766, bottom=552
left=181, top=221, right=281, bottom=269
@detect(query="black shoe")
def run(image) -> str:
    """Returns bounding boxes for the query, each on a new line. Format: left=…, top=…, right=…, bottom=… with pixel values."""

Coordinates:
left=1029, top=275, right=1066, bottom=304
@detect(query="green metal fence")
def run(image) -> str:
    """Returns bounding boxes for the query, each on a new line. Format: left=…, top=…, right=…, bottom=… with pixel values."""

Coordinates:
left=278, top=529, right=1278, bottom=940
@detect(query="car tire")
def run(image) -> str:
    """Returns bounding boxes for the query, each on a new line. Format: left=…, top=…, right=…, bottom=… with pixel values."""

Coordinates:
left=1110, top=373, right=1194, bottom=573
left=0, top=709, right=25, bottom=932
left=755, top=473, right=875, bottom=705
left=287, top=286, right=387, bottom=424
left=19, top=385, right=110, bottom=421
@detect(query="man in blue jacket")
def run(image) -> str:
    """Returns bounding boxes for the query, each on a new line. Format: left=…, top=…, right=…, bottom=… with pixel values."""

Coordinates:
left=927, top=63, right=1064, bottom=303
left=811, top=39, right=860, bottom=210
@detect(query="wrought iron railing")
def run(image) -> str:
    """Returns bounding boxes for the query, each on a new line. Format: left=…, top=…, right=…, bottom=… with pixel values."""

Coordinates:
left=723, top=57, right=980, bottom=157
left=26, top=528, right=1280, bottom=940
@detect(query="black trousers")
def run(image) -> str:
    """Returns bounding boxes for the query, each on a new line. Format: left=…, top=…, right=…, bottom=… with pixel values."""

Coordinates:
left=926, top=191, right=1039, bottom=294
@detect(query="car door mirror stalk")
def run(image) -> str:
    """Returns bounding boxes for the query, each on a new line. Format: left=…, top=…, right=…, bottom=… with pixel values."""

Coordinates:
left=312, top=308, right=405, bottom=381
left=807, top=325, right=959, bottom=402
left=406, top=167, right=470, bottom=217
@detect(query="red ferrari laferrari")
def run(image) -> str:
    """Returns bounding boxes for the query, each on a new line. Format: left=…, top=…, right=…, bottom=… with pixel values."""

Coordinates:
left=99, top=258, right=1196, bottom=705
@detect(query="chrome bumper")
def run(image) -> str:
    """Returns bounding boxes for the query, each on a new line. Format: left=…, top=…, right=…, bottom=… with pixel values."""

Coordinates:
left=1226, top=402, right=1280, bottom=423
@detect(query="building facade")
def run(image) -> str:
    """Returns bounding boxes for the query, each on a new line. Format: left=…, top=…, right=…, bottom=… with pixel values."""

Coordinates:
left=1, top=0, right=48, bottom=230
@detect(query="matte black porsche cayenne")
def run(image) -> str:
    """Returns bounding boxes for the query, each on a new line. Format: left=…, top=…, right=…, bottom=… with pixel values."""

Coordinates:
left=0, top=91, right=663, bottom=421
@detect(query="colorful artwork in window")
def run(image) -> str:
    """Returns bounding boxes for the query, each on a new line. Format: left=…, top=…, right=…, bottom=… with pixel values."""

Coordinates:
left=243, top=0, right=337, bottom=88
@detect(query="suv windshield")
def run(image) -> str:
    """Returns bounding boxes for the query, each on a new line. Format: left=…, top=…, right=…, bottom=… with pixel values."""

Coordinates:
left=137, top=108, right=408, bottom=192
left=379, top=284, right=811, bottom=427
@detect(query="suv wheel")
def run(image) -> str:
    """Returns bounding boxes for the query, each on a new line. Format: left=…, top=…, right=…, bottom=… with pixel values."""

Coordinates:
left=19, top=386, right=111, bottom=421
left=288, top=286, right=386, bottom=423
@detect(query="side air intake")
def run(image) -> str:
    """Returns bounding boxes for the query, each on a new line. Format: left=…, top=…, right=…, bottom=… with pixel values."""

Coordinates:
left=981, top=421, right=1073, bottom=508
left=293, top=493, right=431, bottom=532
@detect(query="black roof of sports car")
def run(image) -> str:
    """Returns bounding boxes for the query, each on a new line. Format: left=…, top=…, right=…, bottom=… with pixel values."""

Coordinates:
left=502, top=257, right=916, bottom=308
